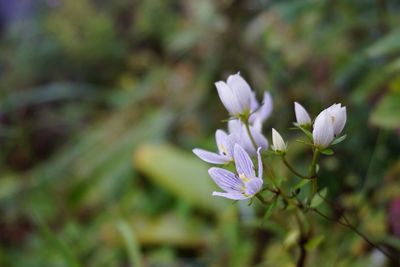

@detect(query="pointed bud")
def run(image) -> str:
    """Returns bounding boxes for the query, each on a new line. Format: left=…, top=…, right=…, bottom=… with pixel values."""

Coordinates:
left=294, top=102, right=311, bottom=126
left=325, top=103, right=346, bottom=136
left=271, top=128, right=287, bottom=153
left=313, top=110, right=334, bottom=148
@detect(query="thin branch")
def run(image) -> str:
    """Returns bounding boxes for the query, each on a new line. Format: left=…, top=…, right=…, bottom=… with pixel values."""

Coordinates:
left=312, top=208, right=398, bottom=263
left=282, top=156, right=308, bottom=179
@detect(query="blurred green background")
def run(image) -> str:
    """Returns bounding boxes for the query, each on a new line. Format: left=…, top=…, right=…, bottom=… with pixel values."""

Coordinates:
left=0, top=0, right=399, bottom=266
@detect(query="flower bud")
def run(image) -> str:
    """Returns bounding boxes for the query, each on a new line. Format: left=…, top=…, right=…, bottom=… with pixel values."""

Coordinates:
left=271, top=128, right=287, bottom=153
left=294, top=102, right=311, bottom=126
left=325, top=103, right=346, bottom=136
left=313, top=110, right=334, bottom=148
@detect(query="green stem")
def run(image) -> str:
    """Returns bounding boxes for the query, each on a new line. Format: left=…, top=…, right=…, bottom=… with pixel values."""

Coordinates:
left=244, top=119, right=258, bottom=150
left=313, top=208, right=398, bottom=264
left=282, top=156, right=308, bottom=179
left=255, top=194, right=271, bottom=205
left=308, top=149, right=319, bottom=205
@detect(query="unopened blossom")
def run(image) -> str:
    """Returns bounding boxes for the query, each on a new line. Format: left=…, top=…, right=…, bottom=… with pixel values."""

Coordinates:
left=313, top=110, right=334, bottom=148
left=193, top=130, right=234, bottom=164
left=215, top=73, right=253, bottom=117
left=208, top=144, right=263, bottom=200
left=249, top=92, right=273, bottom=125
left=324, top=103, right=346, bottom=136
left=228, top=119, right=268, bottom=156
left=271, top=128, right=287, bottom=153
left=294, top=102, right=311, bottom=126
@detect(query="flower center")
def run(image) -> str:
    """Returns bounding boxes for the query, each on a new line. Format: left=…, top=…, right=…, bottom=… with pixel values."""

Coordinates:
left=219, top=144, right=228, bottom=156
left=239, top=173, right=250, bottom=183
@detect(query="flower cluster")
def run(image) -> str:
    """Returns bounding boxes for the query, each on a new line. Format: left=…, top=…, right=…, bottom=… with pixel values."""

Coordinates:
left=193, top=72, right=347, bottom=201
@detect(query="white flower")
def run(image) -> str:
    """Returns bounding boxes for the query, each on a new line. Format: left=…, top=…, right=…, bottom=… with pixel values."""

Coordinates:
left=271, top=128, right=287, bottom=153
left=313, top=110, right=334, bottom=148
left=215, top=73, right=253, bottom=117
left=294, top=102, right=311, bottom=126
left=324, top=103, right=346, bottom=136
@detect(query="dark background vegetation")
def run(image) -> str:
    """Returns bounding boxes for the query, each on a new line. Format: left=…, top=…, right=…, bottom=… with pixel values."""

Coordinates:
left=0, top=0, right=399, bottom=266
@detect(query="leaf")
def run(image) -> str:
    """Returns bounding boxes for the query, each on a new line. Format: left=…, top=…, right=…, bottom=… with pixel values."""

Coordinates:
left=331, top=135, right=346, bottom=145
left=305, top=235, right=325, bottom=251
left=134, top=143, right=230, bottom=213
left=116, top=220, right=143, bottom=267
left=263, top=198, right=278, bottom=221
left=33, top=214, right=83, bottom=267
left=293, top=179, right=310, bottom=190
left=310, top=188, right=327, bottom=208
left=366, top=30, right=400, bottom=58
left=370, top=92, right=400, bottom=129
left=296, top=125, right=313, bottom=140
left=319, top=148, right=334, bottom=156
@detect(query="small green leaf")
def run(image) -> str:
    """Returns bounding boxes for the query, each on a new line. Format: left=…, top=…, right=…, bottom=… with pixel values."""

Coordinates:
left=320, top=148, right=334, bottom=156
left=116, top=220, right=143, bottom=267
left=370, top=92, right=400, bottom=129
left=305, top=235, right=325, bottom=251
left=331, top=135, right=347, bottom=145
left=263, top=198, right=277, bottom=221
left=295, top=139, right=313, bottom=146
left=293, top=179, right=310, bottom=190
left=310, top=188, right=327, bottom=208
left=296, top=125, right=313, bottom=140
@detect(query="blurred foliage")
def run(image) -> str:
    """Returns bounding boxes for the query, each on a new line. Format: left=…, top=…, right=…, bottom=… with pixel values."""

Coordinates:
left=0, top=0, right=399, bottom=266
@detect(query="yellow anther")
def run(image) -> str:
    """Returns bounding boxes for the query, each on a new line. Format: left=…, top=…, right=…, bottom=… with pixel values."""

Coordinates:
left=239, top=173, right=250, bottom=182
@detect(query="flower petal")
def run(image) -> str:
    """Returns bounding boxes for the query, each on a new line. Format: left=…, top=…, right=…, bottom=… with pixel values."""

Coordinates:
left=192, top=149, right=230, bottom=164
left=228, top=119, right=242, bottom=134
left=271, top=128, right=286, bottom=152
left=245, top=178, right=263, bottom=196
left=215, top=81, right=241, bottom=115
left=227, top=73, right=252, bottom=113
left=250, top=92, right=273, bottom=124
left=257, top=147, right=263, bottom=179
left=215, top=129, right=229, bottom=156
left=208, top=167, right=244, bottom=192
left=251, top=128, right=269, bottom=151
left=294, top=102, right=311, bottom=125
left=234, top=144, right=255, bottom=179
left=313, top=110, right=334, bottom=148
left=212, top=191, right=248, bottom=200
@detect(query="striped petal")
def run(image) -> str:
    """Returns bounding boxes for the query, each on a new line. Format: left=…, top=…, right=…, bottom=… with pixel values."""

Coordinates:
left=245, top=178, right=263, bottom=196
left=193, top=149, right=230, bottom=164
left=208, top=167, right=244, bottom=192
left=212, top=191, right=248, bottom=200
left=234, top=144, right=255, bottom=179
left=227, top=73, right=252, bottom=113
left=215, top=129, right=232, bottom=158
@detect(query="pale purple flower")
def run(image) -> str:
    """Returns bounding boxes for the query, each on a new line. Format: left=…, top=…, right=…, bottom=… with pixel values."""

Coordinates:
left=324, top=103, right=346, bottom=136
left=313, top=110, right=334, bottom=148
left=249, top=92, right=273, bottom=125
left=294, top=102, right=311, bottom=126
left=208, top=144, right=263, bottom=200
left=228, top=120, right=268, bottom=156
left=193, top=130, right=234, bottom=164
left=215, top=73, right=253, bottom=117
